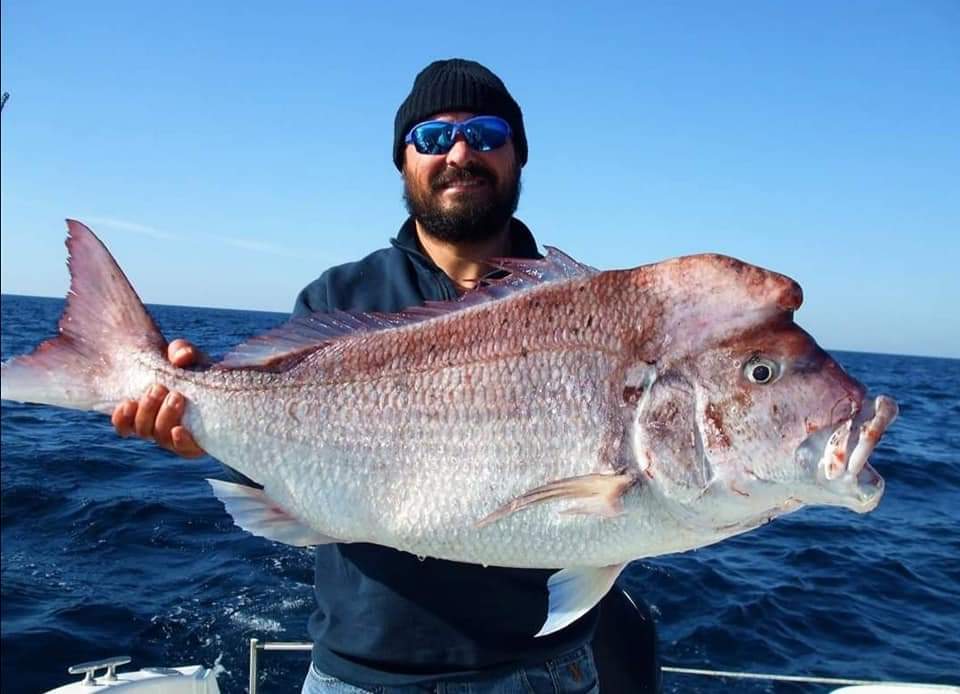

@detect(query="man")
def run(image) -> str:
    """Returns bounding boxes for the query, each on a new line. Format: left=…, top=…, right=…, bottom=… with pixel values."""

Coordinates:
left=112, top=59, right=660, bottom=693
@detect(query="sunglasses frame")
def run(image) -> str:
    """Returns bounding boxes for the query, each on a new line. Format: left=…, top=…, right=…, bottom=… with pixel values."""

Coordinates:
left=404, top=115, right=512, bottom=155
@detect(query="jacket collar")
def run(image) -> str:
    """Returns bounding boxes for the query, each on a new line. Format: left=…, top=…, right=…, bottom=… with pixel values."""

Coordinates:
left=390, top=217, right=542, bottom=269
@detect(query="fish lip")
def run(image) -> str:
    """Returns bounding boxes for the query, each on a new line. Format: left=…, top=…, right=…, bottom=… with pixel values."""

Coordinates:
left=818, top=394, right=898, bottom=479
left=853, top=462, right=885, bottom=512
left=795, top=394, right=897, bottom=512
left=842, top=394, right=898, bottom=475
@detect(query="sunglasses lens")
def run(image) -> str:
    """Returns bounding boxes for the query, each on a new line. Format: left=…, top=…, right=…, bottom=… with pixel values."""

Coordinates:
left=412, top=122, right=454, bottom=155
left=463, top=117, right=510, bottom=152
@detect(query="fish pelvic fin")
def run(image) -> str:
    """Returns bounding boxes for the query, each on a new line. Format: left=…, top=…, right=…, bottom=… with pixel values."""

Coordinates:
left=537, top=564, right=626, bottom=637
left=1, top=220, right=166, bottom=412
left=476, top=472, right=638, bottom=528
left=207, top=479, right=342, bottom=547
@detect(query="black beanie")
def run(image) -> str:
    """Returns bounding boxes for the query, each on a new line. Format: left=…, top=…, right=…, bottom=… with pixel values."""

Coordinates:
left=393, top=58, right=527, bottom=170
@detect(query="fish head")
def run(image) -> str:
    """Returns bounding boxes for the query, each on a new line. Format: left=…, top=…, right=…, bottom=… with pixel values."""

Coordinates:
left=630, top=255, right=898, bottom=531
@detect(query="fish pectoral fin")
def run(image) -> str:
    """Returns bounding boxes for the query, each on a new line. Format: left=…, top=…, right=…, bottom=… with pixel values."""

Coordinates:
left=207, top=479, right=341, bottom=547
left=476, top=472, right=637, bottom=528
left=537, top=564, right=626, bottom=637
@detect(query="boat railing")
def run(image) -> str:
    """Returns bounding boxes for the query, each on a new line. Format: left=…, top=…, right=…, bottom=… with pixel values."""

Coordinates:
left=660, top=666, right=958, bottom=690
left=246, top=639, right=959, bottom=693
left=248, top=639, right=312, bottom=694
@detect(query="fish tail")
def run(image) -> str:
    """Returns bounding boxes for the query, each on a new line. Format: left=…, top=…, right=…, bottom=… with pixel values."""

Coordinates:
left=1, top=220, right=167, bottom=413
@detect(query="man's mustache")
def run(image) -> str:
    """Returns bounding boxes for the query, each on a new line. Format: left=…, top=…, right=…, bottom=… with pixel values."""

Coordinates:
left=431, top=165, right=496, bottom=191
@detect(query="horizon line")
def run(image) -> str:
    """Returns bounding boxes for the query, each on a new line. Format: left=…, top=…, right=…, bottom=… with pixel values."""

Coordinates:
left=2, top=292, right=955, bottom=362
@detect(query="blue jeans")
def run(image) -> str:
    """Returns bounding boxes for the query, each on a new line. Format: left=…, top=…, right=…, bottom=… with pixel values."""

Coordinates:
left=301, top=645, right=599, bottom=694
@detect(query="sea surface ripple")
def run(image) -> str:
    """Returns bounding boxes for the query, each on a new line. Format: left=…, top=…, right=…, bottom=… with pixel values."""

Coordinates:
left=1, top=295, right=958, bottom=693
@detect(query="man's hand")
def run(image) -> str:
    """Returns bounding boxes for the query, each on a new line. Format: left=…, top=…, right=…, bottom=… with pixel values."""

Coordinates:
left=111, top=338, right=206, bottom=458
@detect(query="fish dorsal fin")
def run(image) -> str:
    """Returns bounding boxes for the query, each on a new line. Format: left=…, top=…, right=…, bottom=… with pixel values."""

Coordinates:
left=489, top=246, right=598, bottom=283
left=219, top=310, right=416, bottom=369
left=220, top=247, right=595, bottom=370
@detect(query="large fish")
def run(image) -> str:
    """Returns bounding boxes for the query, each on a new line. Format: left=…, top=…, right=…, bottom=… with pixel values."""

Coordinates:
left=1, top=220, right=897, bottom=636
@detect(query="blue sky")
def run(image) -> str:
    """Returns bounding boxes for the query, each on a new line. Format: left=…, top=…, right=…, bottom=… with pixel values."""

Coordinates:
left=1, top=1, right=957, bottom=358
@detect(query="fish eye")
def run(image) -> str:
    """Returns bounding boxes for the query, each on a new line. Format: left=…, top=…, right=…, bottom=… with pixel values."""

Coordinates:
left=743, top=356, right=780, bottom=385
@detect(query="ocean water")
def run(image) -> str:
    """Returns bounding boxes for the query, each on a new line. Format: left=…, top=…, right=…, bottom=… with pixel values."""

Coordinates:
left=1, top=294, right=958, bottom=694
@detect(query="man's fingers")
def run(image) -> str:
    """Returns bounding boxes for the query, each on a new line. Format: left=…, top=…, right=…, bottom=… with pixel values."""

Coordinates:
left=113, top=337, right=203, bottom=456
left=134, top=384, right=168, bottom=438
left=167, top=339, right=199, bottom=368
left=153, top=391, right=185, bottom=449
left=118, top=387, right=203, bottom=459
left=170, top=426, right=205, bottom=458
left=111, top=400, right=138, bottom=438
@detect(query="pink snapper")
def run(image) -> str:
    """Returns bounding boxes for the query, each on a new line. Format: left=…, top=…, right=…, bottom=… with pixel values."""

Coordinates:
left=0, top=221, right=897, bottom=636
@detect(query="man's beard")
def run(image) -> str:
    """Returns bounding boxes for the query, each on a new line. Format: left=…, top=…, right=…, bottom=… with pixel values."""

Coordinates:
left=404, top=162, right=521, bottom=244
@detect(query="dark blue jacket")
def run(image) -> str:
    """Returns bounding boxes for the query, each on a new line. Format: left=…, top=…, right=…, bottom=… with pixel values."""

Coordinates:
left=291, top=217, right=600, bottom=686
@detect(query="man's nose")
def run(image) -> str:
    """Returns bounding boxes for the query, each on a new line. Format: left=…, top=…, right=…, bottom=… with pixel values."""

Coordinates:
left=444, top=135, right=475, bottom=167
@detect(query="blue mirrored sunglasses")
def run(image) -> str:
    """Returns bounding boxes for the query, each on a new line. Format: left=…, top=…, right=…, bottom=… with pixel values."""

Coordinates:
left=404, top=115, right=512, bottom=155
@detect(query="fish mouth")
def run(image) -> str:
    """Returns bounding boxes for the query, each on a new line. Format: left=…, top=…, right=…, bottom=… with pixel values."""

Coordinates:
left=797, top=394, right=898, bottom=513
